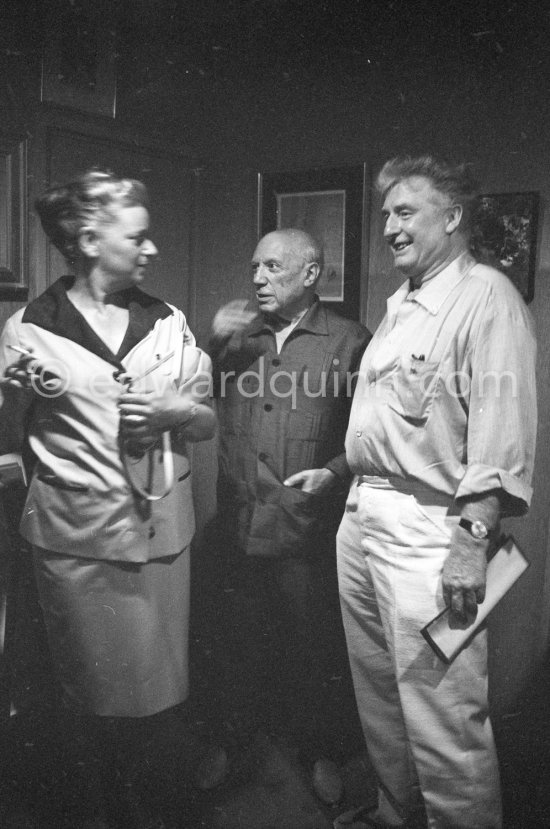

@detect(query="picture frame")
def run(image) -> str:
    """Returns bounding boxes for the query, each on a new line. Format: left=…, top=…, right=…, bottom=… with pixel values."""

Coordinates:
left=470, top=191, right=539, bottom=303
left=40, top=0, right=117, bottom=119
left=0, top=137, right=28, bottom=301
left=260, top=165, right=366, bottom=320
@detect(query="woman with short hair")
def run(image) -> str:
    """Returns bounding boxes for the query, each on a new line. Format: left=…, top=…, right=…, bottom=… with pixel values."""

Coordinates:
left=0, top=169, right=215, bottom=828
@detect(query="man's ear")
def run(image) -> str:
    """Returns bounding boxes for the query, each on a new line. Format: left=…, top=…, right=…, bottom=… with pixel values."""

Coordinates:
left=303, top=262, right=320, bottom=287
left=78, top=227, right=99, bottom=257
left=445, top=204, right=463, bottom=235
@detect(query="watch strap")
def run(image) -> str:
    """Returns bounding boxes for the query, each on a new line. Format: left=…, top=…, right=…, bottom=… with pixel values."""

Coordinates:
left=459, top=517, right=494, bottom=540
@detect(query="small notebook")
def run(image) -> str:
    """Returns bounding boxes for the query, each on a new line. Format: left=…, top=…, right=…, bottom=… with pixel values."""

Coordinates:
left=421, top=536, right=529, bottom=664
left=0, top=453, right=26, bottom=488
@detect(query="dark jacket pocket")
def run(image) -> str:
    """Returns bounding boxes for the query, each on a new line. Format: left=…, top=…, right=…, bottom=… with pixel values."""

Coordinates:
left=248, top=463, right=323, bottom=558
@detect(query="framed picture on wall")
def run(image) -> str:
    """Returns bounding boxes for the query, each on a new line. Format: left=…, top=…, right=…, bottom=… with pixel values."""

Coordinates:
left=0, top=137, right=28, bottom=301
left=260, top=165, right=366, bottom=320
left=470, top=191, right=539, bottom=303
left=40, top=0, right=117, bottom=118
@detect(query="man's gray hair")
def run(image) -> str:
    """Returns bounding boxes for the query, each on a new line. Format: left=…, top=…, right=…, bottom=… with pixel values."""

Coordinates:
left=376, top=155, right=479, bottom=227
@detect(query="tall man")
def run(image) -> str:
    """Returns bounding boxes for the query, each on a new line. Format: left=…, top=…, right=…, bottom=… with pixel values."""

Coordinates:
left=206, top=228, right=371, bottom=797
left=336, top=157, right=537, bottom=828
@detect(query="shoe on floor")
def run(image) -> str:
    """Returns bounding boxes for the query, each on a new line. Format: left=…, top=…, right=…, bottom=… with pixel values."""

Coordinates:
left=312, top=757, right=344, bottom=805
left=194, top=745, right=229, bottom=790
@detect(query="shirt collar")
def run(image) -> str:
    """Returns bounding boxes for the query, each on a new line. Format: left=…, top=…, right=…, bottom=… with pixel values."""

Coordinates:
left=22, top=275, right=173, bottom=365
left=249, top=295, right=330, bottom=338
left=387, top=252, right=476, bottom=318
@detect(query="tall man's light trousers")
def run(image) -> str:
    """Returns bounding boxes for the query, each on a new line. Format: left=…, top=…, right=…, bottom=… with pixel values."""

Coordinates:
left=337, top=477, right=502, bottom=829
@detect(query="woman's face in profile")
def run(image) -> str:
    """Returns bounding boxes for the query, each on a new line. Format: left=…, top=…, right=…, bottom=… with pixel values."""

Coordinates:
left=94, top=204, right=158, bottom=290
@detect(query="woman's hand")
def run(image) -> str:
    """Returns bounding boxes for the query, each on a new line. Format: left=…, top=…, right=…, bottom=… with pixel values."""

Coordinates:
left=118, top=386, right=194, bottom=440
left=2, top=351, right=38, bottom=390
left=2, top=349, right=65, bottom=397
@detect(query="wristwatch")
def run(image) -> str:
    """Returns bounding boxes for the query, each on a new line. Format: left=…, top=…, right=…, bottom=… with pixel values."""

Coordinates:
left=458, top=517, right=493, bottom=540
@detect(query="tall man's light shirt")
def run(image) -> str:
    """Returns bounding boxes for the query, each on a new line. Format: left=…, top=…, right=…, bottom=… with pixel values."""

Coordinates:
left=346, top=252, right=536, bottom=513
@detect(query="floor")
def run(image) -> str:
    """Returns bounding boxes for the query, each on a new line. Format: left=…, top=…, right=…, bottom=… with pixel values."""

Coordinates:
left=3, top=677, right=550, bottom=829
left=2, top=540, right=550, bottom=828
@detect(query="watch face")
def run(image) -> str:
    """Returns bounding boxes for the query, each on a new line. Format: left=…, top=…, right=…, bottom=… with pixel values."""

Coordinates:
left=471, top=520, right=489, bottom=539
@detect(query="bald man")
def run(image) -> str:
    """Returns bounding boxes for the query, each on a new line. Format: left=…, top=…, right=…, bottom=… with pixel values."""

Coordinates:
left=201, top=229, right=371, bottom=800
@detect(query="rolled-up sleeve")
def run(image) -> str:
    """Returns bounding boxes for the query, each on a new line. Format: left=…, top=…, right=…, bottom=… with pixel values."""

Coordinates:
left=455, top=296, right=537, bottom=515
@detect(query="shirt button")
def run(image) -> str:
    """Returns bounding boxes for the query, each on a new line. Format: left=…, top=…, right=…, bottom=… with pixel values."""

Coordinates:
left=272, top=358, right=281, bottom=366
left=149, top=527, right=156, bottom=538
left=356, top=430, right=362, bottom=437
left=258, top=452, right=268, bottom=461
left=264, top=403, right=273, bottom=411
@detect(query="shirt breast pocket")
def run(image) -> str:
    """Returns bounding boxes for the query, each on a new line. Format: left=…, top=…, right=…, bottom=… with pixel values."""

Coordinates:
left=386, top=357, right=440, bottom=424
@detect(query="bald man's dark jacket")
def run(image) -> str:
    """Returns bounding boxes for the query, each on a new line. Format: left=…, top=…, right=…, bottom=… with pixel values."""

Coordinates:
left=210, top=297, right=371, bottom=558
